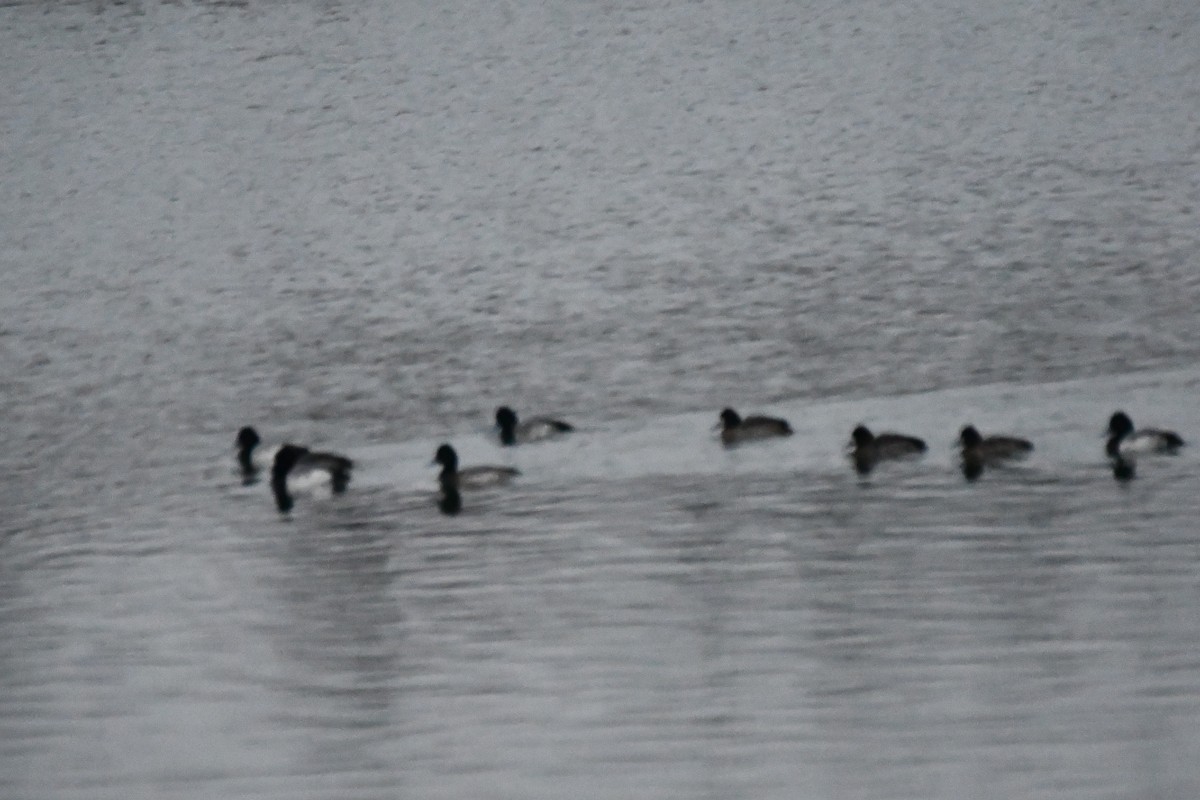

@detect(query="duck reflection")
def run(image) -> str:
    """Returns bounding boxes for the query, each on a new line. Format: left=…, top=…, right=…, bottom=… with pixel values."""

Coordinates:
left=438, top=484, right=463, bottom=516
left=961, top=453, right=985, bottom=482
left=1110, top=455, right=1136, bottom=482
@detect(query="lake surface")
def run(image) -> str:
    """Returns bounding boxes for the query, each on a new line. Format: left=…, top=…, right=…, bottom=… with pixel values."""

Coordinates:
left=2, top=0, right=1199, bottom=797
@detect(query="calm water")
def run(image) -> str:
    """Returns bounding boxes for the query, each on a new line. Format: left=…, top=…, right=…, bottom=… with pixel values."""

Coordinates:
left=2, top=0, right=1199, bottom=797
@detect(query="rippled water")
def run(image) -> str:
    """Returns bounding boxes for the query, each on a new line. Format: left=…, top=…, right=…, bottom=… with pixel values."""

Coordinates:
left=2, top=0, right=1199, bottom=797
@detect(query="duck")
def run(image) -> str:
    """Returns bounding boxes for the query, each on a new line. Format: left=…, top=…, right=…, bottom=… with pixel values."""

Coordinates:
left=434, top=443, right=520, bottom=490
left=270, top=443, right=354, bottom=513
left=495, top=406, right=574, bottom=446
left=958, top=425, right=1033, bottom=481
left=718, top=407, right=793, bottom=445
left=1105, top=411, right=1183, bottom=457
left=849, top=425, right=926, bottom=474
left=235, top=426, right=279, bottom=483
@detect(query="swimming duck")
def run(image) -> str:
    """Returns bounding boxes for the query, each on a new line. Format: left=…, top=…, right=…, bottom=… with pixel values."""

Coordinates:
left=718, top=407, right=793, bottom=445
left=958, top=425, right=1034, bottom=481
left=495, top=406, right=574, bottom=446
left=849, top=425, right=926, bottom=474
left=1105, top=411, right=1183, bottom=457
left=270, top=443, right=354, bottom=513
left=434, top=443, right=520, bottom=490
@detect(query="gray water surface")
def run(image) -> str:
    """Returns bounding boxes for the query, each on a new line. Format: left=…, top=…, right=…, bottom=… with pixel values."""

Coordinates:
left=2, top=0, right=1199, bottom=797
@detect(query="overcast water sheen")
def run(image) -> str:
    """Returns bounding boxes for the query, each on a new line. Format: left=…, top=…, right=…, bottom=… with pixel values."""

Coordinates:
left=2, top=0, right=1200, bottom=797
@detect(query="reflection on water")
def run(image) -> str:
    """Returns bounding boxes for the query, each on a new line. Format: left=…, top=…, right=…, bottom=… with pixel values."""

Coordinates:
left=1111, top=456, right=1137, bottom=483
left=437, top=484, right=462, bottom=516
left=6, top=377, right=1199, bottom=799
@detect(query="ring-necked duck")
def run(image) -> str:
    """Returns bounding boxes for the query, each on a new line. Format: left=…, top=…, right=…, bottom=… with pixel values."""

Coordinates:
left=849, top=425, right=926, bottom=474
left=495, top=406, right=574, bottom=446
left=958, top=425, right=1034, bottom=481
left=434, top=443, right=520, bottom=490
left=718, top=407, right=793, bottom=445
left=270, top=443, right=354, bottom=513
left=1105, top=411, right=1183, bottom=457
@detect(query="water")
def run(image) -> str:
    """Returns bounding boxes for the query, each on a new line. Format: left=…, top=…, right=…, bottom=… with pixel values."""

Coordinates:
left=2, top=0, right=1199, bottom=797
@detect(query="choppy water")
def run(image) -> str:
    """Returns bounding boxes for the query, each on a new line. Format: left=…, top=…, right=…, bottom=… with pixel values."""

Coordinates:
left=2, top=0, right=1199, bottom=797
